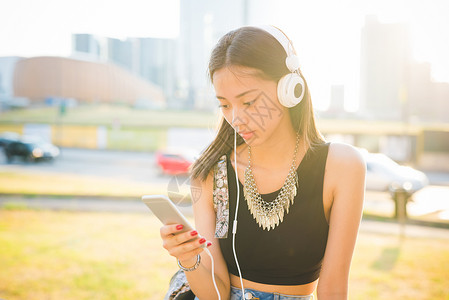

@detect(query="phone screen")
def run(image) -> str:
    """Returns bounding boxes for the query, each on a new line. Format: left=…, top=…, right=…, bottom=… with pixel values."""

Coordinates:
left=142, top=195, right=193, bottom=234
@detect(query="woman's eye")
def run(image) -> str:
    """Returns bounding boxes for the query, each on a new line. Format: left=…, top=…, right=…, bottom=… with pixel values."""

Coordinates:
left=218, top=104, right=229, bottom=109
left=244, top=99, right=256, bottom=106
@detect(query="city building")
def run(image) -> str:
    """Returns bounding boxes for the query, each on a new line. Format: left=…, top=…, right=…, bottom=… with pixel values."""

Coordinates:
left=0, top=56, right=29, bottom=109
left=73, top=34, right=102, bottom=59
left=407, top=61, right=449, bottom=122
left=137, top=38, right=176, bottom=106
left=12, top=56, right=165, bottom=105
left=359, top=15, right=449, bottom=123
left=177, top=0, right=247, bottom=110
left=72, top=34, right=176, bottom=108
left=359, top=15, right=411, bottom=120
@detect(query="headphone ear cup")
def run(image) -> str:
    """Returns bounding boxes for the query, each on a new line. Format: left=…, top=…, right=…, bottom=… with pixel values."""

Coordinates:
left=277, top=73, right=305, bottom=107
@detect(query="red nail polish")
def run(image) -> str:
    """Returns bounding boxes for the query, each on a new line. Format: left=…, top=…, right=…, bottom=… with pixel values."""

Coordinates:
left=199, top=238, right=206, bottom=244
left=207, top=242, right=212, bottom=247
left=176, top=225, right=183, bottom=230
left=190, top=230, right=198, bottom=236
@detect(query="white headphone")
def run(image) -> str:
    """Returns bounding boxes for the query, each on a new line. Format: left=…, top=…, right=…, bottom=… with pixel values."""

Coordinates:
left=253, top=25, right=305, bottom=108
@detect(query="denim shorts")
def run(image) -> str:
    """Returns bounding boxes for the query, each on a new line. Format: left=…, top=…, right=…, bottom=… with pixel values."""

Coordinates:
left=230, top=286, right=314, bottom=300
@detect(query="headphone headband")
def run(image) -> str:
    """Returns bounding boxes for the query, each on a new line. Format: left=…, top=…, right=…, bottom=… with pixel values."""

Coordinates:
left=253, top=25, right=296, bottom=57
left=253, top=25, right=299, bottom=72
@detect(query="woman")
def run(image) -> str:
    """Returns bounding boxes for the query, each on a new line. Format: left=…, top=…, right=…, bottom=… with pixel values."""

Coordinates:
left=160, top=25, right=365, bottom=299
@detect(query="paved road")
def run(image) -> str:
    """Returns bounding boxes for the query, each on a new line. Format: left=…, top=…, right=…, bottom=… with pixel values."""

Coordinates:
left=3, top=147, right=449, bottom=184
left=0, top=147, right=171, bottom=184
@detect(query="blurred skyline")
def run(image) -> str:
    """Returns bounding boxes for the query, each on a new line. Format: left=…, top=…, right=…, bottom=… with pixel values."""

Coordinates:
left=1, top=0, right=448, bottom=112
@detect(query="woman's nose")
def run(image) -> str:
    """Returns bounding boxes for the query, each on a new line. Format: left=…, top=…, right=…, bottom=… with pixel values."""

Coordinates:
left=231, top=108, right=247, bottom=128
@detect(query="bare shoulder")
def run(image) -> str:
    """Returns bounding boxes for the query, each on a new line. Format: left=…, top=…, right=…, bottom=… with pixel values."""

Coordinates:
left=190, top=170, right=214, bottom=209
left=327, top=142, right=366, bottom=171
left=190, top=171, right=213, bottom=193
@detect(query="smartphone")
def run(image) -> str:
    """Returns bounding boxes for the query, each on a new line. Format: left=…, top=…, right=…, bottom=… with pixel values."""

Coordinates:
left=141, top=194, right=195, bottom=234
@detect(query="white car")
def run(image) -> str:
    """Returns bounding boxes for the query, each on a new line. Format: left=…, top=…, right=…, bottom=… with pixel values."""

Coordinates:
left=361, top=150, right=429, bottom=192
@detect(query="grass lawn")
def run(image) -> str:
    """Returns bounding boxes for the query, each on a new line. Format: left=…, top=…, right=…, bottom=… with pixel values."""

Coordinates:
left=0, top=210, right=176, bottom=300
left=0, top=170, right=166, bottom=198
left=0, top=209, right=448, bottom=300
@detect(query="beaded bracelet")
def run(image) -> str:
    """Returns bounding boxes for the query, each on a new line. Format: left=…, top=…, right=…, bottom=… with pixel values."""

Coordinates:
left=177, top=254, right=201, bottom=272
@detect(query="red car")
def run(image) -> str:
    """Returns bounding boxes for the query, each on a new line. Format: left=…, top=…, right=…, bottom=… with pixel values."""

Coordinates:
left=155, top=149, right=197, bottom=175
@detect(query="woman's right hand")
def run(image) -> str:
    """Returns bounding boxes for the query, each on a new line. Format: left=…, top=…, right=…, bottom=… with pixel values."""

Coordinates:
left=160, top=224, right=212, bottom=267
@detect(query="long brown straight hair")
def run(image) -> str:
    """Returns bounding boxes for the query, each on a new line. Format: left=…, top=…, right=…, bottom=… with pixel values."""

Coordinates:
left=190, top=26, right=325, bottom=182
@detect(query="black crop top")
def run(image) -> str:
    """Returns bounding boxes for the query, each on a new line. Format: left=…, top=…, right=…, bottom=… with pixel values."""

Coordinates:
left=219, top=142, right=330, bottom=285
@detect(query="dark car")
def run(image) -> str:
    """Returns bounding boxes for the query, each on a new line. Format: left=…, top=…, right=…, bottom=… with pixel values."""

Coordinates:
left=0, top=132, right=20, bottom=149
left=4, top=138, right=60, bottom=163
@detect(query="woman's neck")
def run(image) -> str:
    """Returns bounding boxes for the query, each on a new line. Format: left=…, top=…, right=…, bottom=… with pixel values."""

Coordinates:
left=248, top=126, right=300, bottom=170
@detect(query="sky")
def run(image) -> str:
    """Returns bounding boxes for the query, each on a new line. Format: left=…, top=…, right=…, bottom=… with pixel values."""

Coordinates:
left=0, top=0, right=180, bottom=56
left=1, top=0, right=448, bottom=111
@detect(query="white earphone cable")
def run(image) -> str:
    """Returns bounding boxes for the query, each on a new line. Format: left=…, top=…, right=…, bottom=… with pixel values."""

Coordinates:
left=203, top=247, right=221, bottom=300
left=232, top=121, right=245, bottom=299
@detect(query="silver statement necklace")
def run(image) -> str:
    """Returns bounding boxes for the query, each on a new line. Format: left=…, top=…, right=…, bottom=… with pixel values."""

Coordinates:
left=243, top=134, right=300, bottom=231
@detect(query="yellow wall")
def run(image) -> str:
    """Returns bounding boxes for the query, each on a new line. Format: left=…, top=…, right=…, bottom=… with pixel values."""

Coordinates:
left=0, top=124, right=23, bottom=135
left=51, top=125, right=98, bottom=149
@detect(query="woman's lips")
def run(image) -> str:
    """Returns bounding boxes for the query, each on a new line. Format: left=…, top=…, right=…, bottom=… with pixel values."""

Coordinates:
left=239, top=131, right=254, bottom=140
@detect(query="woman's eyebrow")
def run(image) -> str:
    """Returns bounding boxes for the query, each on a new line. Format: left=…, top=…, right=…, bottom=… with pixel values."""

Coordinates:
left=216, top=89, right=259, bottom=100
